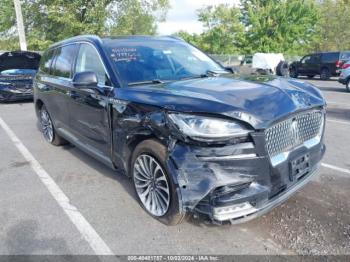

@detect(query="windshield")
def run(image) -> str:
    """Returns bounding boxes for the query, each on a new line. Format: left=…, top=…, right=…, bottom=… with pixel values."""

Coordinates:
left=0, top=69, right=37, bottom=75
left=104, top=38, right=226, bottom=85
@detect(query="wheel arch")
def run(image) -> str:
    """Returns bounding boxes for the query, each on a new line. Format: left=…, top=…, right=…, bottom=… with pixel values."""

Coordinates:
left=35, top=99, right=44, bottom=117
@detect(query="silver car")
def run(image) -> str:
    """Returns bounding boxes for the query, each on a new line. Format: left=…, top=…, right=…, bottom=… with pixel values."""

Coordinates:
left=339, top=60, right=350, bottom=92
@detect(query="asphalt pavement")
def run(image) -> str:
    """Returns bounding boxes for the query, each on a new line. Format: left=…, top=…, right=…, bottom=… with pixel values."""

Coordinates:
left=0, top=77, right=349, bottom=255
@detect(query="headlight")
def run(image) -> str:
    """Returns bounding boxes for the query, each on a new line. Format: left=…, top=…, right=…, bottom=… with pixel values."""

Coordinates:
left=168, top=113, right=251, bottom=141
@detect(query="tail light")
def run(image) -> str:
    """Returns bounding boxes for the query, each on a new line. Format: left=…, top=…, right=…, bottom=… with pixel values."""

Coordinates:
left=342, top=63, right=350, bottom=69
left=335, top=60, right=342, bottom=67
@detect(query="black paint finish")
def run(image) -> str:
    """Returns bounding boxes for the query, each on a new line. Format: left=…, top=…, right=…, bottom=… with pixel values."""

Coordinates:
left=34, top=35, right=326, bottom=222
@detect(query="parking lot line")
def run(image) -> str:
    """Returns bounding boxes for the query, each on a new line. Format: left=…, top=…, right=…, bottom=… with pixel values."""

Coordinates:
left=0, top=117, right=114, bottom=255
left=322, top=163, right=350, bottom=175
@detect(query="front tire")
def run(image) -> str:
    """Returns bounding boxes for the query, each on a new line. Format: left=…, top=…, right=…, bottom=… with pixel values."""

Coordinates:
left=131, top=139, right=185, bottom=225
left=346, top=79, right=350, bottom=92
left=39, top=105, right=67, bottom=146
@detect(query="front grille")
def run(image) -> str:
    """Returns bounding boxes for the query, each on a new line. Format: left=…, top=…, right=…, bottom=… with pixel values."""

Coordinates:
left=265, top=110, right=324, bottom=157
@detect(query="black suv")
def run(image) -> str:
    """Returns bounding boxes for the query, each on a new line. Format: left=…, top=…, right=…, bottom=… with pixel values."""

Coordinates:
left=34, top=35, right=326, bottom=225
left=289, top=51, right=350, bottom=80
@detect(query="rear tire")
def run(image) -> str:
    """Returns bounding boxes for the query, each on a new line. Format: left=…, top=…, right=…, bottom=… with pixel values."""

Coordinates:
left=289, top=67, right=298, bottom=78
left=39, top=105, right=67, bottom=146
left=131, top=139, right=185, bottom=225
left=320, top=68, right=330, bottom=80
left=346, top=79, right=350, bottom=92
left=307, top=75, right=315, bottom=78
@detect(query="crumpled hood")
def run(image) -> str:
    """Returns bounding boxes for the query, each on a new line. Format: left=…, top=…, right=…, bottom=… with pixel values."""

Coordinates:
left=118, top=75, right=325, bottom=129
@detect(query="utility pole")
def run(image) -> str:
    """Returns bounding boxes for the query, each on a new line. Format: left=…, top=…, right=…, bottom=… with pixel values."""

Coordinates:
left=13, top=0, right=27, bottom=51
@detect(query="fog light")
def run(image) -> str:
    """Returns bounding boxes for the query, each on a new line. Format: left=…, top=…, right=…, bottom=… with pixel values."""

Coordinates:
left=213, top=202, right=257, bottom=221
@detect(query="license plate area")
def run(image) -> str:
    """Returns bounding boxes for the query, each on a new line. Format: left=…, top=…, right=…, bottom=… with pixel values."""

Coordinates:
left=290, top=153, right=310, bottom=181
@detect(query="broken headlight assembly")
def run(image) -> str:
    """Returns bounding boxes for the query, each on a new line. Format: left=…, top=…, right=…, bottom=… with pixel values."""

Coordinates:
left=168, top=113, right=252, bottom=142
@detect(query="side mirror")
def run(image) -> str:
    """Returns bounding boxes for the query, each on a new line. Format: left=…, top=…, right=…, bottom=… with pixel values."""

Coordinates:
left=72, top=71, right=98, bottom=88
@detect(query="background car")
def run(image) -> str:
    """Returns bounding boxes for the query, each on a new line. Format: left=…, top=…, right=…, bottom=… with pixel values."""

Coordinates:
left=338, top=60, right=350, bottom=92
left=0, top=51, right=41, bottom=102
left=289, top=51, right=350, bottom=80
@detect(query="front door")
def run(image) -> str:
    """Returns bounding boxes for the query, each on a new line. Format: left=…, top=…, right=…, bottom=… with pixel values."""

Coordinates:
left=299, top=55, right=312, bottom=75
left=68, top=43, right=113, bottom=158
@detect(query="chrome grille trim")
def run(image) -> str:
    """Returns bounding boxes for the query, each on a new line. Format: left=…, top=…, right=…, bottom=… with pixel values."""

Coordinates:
left=265, top=110, right=324, bottom=162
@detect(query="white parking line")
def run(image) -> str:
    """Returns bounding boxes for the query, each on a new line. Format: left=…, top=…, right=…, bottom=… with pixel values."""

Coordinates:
left=327, top=118, right=350, bottom=126
left=0, top=117, right=114, bottom=255
left=322, top=163, right=350, bottom=175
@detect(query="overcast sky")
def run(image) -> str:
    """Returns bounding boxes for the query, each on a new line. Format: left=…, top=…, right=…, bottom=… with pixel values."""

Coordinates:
left=157, top=0, right=239, bottom=35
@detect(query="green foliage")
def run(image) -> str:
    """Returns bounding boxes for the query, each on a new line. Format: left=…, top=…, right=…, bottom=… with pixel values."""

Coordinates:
left=241, top=0, right=319, bottom=55
left=108, top=0, right=169, bottom=35
left=0, top=0, right=16, bottom=35
left=197, top=4, right=245, bottom=54
left=0, top=0, right=169, bottom=50
left=314, top=0, right=350, bottom=51
left=176, top=1, right=320, bottom=56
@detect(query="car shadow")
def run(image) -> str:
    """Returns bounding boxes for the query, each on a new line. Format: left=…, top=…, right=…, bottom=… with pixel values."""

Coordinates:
left=317, top=86, right=348, bottom=93
left=327, top=107, right=350, bottom=121
left=57, top=142, right=223, bottom=226
left=0, top=99, right=33, bottom=105
left=5, top=219, right=70, bottom=255
left=59, top=143, right=138, bottom=201
left=298, top=76, right=339, bottom=82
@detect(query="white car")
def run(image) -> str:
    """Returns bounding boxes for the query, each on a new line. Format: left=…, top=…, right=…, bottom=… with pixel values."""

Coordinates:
left=339, top=60, right=350, bottom=92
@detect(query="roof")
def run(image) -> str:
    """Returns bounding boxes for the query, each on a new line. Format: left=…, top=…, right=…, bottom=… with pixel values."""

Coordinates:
left=48, top=34, right=183, bottom=49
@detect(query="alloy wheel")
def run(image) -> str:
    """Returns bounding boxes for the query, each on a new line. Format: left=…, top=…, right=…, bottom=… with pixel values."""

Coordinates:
left=40, top=109, right=54, bottom=143
left=133, top=154, right=170, bottom=217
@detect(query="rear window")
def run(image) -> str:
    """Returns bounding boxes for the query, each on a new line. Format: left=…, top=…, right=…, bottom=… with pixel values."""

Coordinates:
left=322, top=52, right=339, bottom=63
left=51, top=44, right=78, bottom=78
left=39, top=49, right=55, bottom=74
left=340, top=52, right=350, bottom=61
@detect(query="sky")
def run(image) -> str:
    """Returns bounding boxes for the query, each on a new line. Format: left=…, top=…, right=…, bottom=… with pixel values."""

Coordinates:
left=157, top=0, right=240, bottom=35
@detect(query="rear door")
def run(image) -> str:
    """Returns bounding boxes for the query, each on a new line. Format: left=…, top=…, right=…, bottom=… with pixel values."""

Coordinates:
left=321, top=52, right=339, bottom=75
left=67, top=43, right=112, bottom=158
left=37, top=44, right=78, bottom=130
left=309, top=54, right=321, bottom=75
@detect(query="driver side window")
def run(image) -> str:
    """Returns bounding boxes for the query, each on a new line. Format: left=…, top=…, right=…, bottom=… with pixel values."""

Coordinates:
left=75, top=44, right=109, bottom=86
left=301, top=56, right=311, bottom=64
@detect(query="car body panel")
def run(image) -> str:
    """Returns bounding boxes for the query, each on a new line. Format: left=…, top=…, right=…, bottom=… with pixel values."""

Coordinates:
left=34, top=35, right=326, bottom=223
left=339, top=60, right=350, bottom=85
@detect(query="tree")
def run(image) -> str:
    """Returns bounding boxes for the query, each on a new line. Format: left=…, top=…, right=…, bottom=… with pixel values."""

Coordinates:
left=197, top=4, right=245, bottom=54
left=108, top=0, right=169, bottom=35
left=0, top=0, right=169, bottom=50
left=315, top=0, right=350, bottom=51
left=241, top=0, right=319, bottom=55
left=175, top=31, right=203, bottom=48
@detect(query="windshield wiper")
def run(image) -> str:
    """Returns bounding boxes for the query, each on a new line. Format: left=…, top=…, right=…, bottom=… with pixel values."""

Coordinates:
left=128, top=79, right=164, bottom=86
left=180, top=70, right=224, bottom=81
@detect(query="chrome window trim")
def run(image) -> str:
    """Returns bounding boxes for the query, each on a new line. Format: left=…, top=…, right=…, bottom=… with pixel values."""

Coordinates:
left=48, top=41, right=113, bottom=90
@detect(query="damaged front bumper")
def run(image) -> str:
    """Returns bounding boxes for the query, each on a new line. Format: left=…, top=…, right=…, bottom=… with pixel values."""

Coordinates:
left=0, top=88, right=33, bottom=102
left=166, top=133, right=326, bottom=224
